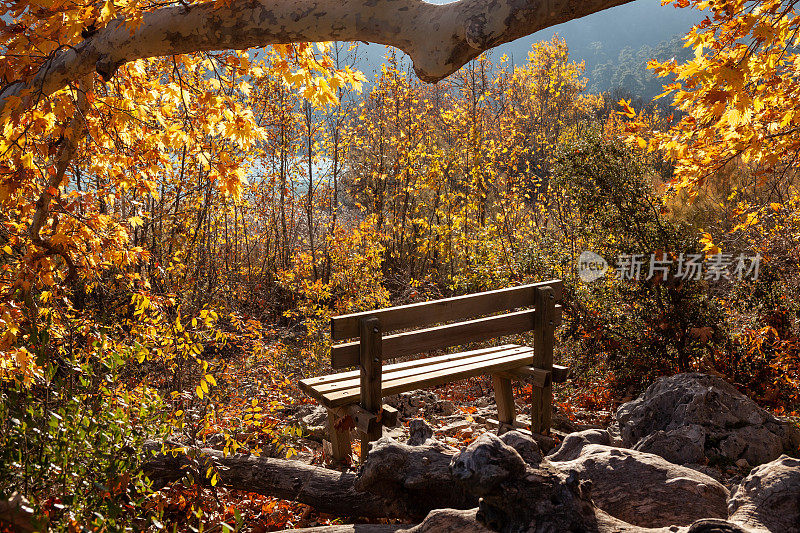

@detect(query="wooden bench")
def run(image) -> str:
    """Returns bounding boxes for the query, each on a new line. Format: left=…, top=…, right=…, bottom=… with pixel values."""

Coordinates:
left=299, top=280, right=566, bottom=462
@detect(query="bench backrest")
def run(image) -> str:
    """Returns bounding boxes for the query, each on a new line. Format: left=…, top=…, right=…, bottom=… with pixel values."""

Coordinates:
left=329, top=280, right=563, bottom=369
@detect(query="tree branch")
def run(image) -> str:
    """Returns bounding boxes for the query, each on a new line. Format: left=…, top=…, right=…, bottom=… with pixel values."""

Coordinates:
left=27, top=74, right=93, bottom=282
left=0, top=0, right=634, bottom=118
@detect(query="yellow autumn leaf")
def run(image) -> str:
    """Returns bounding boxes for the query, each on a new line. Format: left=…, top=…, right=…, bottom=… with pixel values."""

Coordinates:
left=100, top=0, right=115, bottom=20
left=699, top=232, right=722, bottom=254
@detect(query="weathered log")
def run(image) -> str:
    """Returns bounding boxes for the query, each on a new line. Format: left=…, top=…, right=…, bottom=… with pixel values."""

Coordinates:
left=141, top=442, right=389, bottom=518
left=142, top=437, right=473, bottom=520
left=355, top=437, right=476, bottom=518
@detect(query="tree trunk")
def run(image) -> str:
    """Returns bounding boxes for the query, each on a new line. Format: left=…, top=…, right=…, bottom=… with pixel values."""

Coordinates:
left=142, top=442, right=389, bottom=518
left=141, top=438, right=477, bottom=519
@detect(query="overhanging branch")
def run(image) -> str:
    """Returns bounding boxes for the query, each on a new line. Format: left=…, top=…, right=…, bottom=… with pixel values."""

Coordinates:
left=0, top=0, right=635, bottom=118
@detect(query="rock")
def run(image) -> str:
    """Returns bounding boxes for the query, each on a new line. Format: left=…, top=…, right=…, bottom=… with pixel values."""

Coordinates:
left=734, top=458, right=750, bottom=470
left=393, top=510, right=758, bottom=533
left=688, top=464, right=726, bottom=483
left=551, top=404, right=582, bottom=434
left=449, top=433, right=600, bottom=531
left=301, top=405, right=328, bottom=426
left=475, top=397, right=490, bottom=408
left=407, top=419, right=434, bottom=446
left=385, top=391, right=452, bottom=418
left=383, top=426, right=407, bottom=441
left=441, top=420, right=472, bottom=436
left=439, top=400, right=456, bottom=416
left=728, top=454, right=800, bottom=533
left=301, top=406, right=329, bottom=439
left=610, top=373, right=800, bottom=466
left=399, top=508, right=491, bottom=533
left=633, top=424, right=707, bottom=465
left=549, top=444, right=730, bottom=527
left=498, top=430, right=544, bottom=465
left=548, top=428, right=610, bottom=462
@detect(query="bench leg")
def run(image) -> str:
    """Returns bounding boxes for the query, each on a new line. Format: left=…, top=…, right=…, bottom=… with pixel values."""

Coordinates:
left=326, top=408, right=351, bottom=464
left=533, top=285, right=556, bottom=435
left=492, top=374, right=515, bottom=434
left=359, top=317, right=382, bottom=459
left=532, top=382, right=553, bottom=435
left=359, top=424, right=382, bottom=460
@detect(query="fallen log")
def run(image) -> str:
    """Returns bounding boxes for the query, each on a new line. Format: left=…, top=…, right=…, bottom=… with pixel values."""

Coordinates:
left=141, top=438, right=474, bottom=520
left=143, top=434, right=770, bottom=533
left=356, top=437, right=476, bottom=517
left=141, top=442, right=389, bottom=518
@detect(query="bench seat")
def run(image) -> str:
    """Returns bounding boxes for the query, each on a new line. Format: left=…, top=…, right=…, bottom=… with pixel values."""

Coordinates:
left=300, top=344, right=534, bottom=408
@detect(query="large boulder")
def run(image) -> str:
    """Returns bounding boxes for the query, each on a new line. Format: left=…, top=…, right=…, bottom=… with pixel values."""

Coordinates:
left=609, top=373, right=800, bottom=467
left=498, top=430, right=544, bottom=465
left=449, top=433, right=600, bottom=531
left=728, top=454, right=800, bottom=533
left=549, top=444, right=730, bottom=528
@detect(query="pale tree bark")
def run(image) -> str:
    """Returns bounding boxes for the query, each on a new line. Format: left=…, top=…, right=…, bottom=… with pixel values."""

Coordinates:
left=1, top=0, right=635, bottom=119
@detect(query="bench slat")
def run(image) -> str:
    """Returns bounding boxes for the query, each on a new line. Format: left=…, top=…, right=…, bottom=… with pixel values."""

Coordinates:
left=299, top=344, right=519, bottom=392
left=312, top=345, right=532, bottom=396
left=331, top=305, right=562, bottom=369
left=320, top=348, right=538, bottom=407
left=331, top=280, right=563, bottom=341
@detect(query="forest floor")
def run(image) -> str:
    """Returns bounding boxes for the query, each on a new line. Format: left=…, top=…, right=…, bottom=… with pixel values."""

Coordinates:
left=151, top=335, right=617, bottom=532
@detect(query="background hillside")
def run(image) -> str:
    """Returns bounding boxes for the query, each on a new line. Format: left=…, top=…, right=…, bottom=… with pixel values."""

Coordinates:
left=356, top=0, right=702, bottom=100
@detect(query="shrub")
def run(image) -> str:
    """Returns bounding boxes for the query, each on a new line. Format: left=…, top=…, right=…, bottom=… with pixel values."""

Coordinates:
left=0, top=347, right=169, bottom=531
